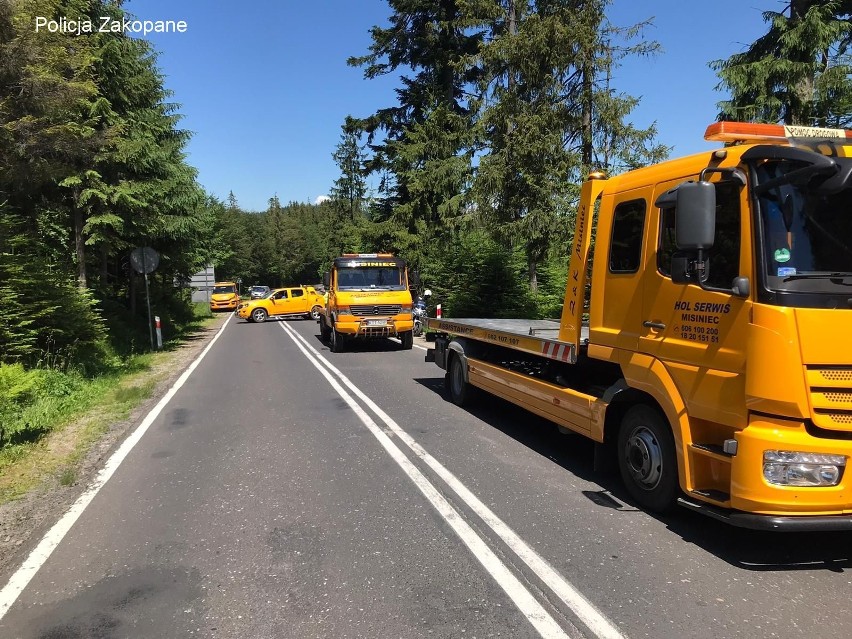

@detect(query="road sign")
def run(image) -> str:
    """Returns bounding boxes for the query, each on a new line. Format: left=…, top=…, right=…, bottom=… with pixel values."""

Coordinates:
left=130, top=247, right=160, bottom=351
left=130, top=247, right=160, bottom=274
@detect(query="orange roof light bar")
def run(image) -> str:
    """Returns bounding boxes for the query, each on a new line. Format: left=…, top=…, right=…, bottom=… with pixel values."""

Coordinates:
left=705, top=121, right=852, bottom=143
left=341, top=253, right=394, bottom=258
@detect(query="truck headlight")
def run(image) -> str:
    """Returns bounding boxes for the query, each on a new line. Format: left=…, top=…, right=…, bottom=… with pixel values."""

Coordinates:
left=337, top=306, right=351, bottom=316
left=763, top=451, right=846, bottom=487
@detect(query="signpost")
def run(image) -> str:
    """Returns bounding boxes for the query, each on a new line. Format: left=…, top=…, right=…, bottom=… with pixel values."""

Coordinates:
left=130, top=247, right=160, bottom=351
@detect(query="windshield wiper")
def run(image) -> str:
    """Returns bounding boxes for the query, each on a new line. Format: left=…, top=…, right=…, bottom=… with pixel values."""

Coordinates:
left=782, top=272, right=852, bottom=282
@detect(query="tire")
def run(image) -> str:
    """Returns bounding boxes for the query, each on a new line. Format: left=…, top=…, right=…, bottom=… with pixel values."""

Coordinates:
left=320, top=319, right=331, bottom=342
left=310, top=305, right=322, bottom=321
left=446, top=354, right=472, bottom=406
left=399, top=330, right=414, bottom=350
left=412, top=319, right=423, bottom=337
left=251, top=308, right=268, bottom=323
left=329, top=327, right=343, bottom=353
left=617, top=405, right=678, bottom=513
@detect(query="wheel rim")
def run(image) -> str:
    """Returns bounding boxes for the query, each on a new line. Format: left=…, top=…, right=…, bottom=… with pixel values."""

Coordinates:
left=624, top=426, right=663, bottom=490
left=252, top=309, right=265, bottom=322
left=311, top=306, right=321, bottom=320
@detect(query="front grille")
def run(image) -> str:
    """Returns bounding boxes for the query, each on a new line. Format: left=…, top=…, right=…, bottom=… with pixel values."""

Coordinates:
left=360, top=326, right=392, bottom=337
left=350, top=304, right=402, bottom=316
left=813, top=368, right=852, bottom=382
left=807, top=366, right=852, bottom=432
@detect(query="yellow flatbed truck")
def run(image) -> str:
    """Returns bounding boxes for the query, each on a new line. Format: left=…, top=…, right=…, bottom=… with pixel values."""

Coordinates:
left=427, top=121, right=852, bottom=531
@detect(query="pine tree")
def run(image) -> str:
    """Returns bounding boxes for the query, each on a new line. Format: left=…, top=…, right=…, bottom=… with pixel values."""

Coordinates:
left=712, top=1, right=852, bottom=126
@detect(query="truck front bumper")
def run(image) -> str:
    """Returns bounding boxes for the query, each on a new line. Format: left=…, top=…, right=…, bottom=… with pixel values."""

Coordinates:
left=725, top=414, right=852, bottom=527
left=335, top=317, right=414, bottom=337
left=678, top=495, right=852, bottom=531
left=211, top=300, right=238, bottom=311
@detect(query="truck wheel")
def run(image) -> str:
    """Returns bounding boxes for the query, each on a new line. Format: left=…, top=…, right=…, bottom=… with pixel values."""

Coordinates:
left=446, top=354, right=471, bottom=406
left=329, top=327, right=343, bottom=353
left=310, top=305, right=322, bottom=321
left=617, top=405, right=678, bottom=513
left=399, top=330, right=414, bottom=350
left=251, top=308, right=268, bottom=323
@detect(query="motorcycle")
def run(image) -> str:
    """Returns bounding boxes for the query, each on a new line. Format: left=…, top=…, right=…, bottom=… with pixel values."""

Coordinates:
left=412, top=295, right=429, bottom=337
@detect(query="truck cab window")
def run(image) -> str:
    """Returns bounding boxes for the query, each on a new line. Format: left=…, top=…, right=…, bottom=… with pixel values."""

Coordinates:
left=609, top=199, right=646, bottom=273
left=658, top=181, right=741, bottom=289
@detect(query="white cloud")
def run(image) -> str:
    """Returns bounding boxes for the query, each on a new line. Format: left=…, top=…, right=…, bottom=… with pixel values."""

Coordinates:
left=315, top=195, right=330, bottom=205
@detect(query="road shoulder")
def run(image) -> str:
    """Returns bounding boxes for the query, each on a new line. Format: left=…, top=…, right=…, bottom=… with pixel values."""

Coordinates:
left=0, top=315, right=230, bottom=579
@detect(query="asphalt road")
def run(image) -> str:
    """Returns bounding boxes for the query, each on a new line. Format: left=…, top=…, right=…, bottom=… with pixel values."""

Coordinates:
left=1, top=314, right=850, bottom=638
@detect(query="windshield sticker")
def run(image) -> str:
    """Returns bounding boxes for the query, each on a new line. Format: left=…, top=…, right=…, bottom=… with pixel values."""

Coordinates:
left=777, top=267, right=797, bottom=277
left=773, top=248, right=791, bottom=263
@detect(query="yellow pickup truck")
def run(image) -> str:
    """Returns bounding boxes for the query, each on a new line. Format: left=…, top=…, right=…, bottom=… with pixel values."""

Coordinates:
left=238, top=285, right=324, bottom=323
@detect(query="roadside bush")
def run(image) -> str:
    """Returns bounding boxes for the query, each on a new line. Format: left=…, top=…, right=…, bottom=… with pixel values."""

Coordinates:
left=0, top=364, right=80, bottom=448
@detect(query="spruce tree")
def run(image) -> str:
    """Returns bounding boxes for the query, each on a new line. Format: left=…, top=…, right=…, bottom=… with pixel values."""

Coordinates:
left=348, top=0, right=495, bottom=252
left=473, top=0, right=667, bottom=291
left=712, top=1, right=852, bottom=126
left=330, top=117, right=369, bottom=218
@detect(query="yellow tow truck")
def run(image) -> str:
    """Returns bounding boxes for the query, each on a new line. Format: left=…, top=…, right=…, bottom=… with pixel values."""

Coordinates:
left=428, top=122, right=852, bottom=531
left=320, top=253, right=416, bottom=352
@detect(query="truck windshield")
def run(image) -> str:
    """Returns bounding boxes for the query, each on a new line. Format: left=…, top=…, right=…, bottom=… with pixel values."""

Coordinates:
left=213, top=285, right=236, bottom=294
left=754, top=158, right=852, bottom=295
left=337, top=267, right=406, bottom=291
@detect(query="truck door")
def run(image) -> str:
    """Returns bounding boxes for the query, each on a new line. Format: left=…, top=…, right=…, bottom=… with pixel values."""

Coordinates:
left=270, top=289, right=291, bottom=316
left=290, top=287, right=307, bottom=313
left=639, top=178, right=751, bottom=426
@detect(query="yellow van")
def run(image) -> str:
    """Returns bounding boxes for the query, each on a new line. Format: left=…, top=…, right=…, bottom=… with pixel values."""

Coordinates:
left=209, top=281, right=240, bottom=312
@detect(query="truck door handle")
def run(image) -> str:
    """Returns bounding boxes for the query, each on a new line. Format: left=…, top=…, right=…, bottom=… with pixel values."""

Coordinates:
left=643, top=320, right=666, bottom=330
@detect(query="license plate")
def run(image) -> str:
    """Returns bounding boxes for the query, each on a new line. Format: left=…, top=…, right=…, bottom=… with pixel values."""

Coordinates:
left=366, top=319, right=387, bottom=326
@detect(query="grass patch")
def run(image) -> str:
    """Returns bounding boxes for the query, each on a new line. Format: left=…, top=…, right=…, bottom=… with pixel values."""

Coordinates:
left=58, top=467, right=76, bottom=487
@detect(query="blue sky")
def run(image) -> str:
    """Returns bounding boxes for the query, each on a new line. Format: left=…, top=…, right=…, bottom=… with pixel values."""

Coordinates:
left=124, top=1, right=775, bottom=212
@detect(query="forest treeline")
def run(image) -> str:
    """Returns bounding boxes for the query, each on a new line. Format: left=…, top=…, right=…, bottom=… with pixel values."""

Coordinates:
left=2, top=0, right=851, bottom=381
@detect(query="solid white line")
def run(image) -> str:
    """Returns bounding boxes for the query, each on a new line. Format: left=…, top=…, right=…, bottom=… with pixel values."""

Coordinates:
left=281, top=323, right=627, bottom=639
left=279, top=323, right=570, bottom=639
left=0, top=316, right=232, bottom=620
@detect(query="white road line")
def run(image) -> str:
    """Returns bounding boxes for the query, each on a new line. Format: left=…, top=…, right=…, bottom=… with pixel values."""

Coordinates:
left=0, top=317, right=232, bottom=621
left=279, top=323, right=571, bottom=639
left=281, top=322, right=627, bottom=639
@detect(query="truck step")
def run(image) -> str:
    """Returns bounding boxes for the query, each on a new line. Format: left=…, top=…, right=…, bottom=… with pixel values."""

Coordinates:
left=690, top=442, right=734, bottom=461
left=688, top=489, right=731, bottom=504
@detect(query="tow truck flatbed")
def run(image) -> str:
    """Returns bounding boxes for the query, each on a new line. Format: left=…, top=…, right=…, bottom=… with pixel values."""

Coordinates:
left=427, top=317, right=590, bottom=364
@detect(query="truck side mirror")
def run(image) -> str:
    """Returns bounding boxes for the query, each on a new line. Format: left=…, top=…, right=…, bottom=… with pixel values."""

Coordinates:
left=410, top=270, right=421, bottom=287
left=323, top=271, right=330, bottom=288
left=675, top=181, right=716, bottom=250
